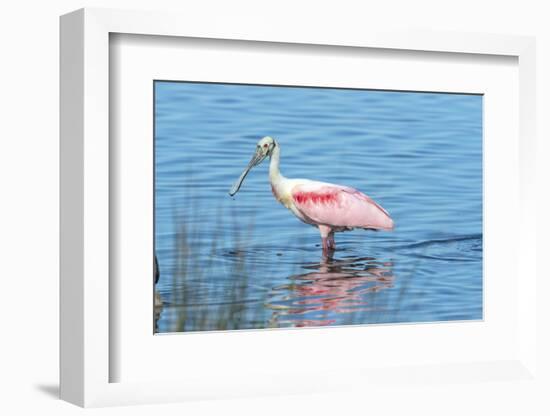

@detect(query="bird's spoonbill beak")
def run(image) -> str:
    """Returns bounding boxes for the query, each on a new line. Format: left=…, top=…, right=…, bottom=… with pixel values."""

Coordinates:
left=229, top=147, right=267, bottom=196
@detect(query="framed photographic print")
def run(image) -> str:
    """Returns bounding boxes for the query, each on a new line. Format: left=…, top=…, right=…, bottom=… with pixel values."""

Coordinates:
left=60, top=8, right=538, bottom=407
left=153, top=80, right=483, bottom=334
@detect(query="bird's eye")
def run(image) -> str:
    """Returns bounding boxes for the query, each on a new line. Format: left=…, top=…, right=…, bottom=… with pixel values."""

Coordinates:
left=263, top=144, right=268, bottom=148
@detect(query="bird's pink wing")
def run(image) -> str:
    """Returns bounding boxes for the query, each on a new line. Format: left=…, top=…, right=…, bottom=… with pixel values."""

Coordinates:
left=292, top=182, right=394, bottom=230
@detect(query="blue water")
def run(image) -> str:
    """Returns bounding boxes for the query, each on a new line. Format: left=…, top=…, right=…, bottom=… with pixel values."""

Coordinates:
left=154, top=81, right=482, bottom=333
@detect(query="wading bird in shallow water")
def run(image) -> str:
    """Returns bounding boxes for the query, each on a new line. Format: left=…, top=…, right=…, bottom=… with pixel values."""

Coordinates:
left=229, top=136, right=394, bottom=256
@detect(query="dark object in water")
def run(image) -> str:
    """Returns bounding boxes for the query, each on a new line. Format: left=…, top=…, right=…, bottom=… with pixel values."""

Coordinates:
left=154, top=254, right=160, bottom=284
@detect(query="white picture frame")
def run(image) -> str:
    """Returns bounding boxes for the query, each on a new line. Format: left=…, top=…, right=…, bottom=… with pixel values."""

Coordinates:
left=60, top=7, right=537, bottom=407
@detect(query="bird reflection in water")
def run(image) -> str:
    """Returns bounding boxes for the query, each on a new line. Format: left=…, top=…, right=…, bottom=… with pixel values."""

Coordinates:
left=267, top=256, right=395, bottom=328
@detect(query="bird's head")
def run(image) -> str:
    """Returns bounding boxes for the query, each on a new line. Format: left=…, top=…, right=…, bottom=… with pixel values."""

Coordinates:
left=256, top=136, right=277, bottom=159
left=229, top=136, right=277, bottom=196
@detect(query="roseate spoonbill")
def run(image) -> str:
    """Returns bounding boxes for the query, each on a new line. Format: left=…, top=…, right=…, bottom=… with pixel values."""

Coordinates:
left=229, top=136, right=394, bottom=255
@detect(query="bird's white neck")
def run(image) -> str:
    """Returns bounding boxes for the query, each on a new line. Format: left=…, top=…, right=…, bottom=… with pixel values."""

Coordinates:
left=269, top=141, right=284, bottom=184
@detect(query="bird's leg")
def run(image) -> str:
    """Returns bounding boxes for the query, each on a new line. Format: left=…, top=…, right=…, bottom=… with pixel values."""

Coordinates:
left=321, top=236, right=329, bottom=256
left=318, top=225, right=333, bottom=257
left=328, top=232, right=336, bottom=250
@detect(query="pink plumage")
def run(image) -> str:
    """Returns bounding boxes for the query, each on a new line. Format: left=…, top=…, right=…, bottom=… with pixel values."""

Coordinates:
left=292, top=183, right=394, bottom=231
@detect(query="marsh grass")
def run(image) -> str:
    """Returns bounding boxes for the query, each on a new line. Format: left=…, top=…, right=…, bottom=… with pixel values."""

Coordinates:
left=156, top=199, right=271, bottom=332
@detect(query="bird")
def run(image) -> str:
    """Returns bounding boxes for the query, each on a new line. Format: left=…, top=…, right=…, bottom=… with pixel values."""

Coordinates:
left=229, top=136, right=394, bottom=256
